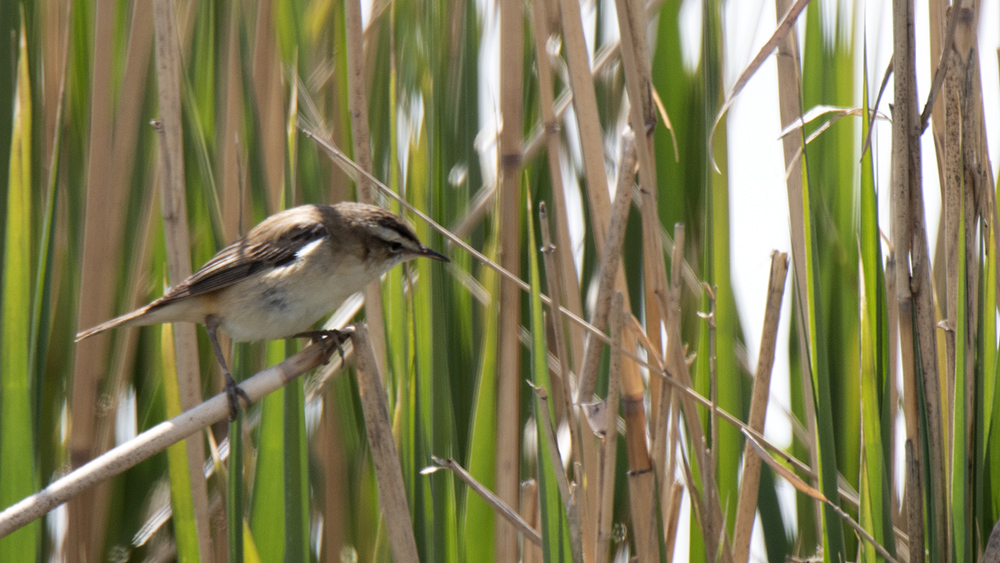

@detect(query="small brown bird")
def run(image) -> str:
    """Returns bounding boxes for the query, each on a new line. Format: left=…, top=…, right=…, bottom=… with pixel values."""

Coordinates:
left=76, top=202, right=448, bottom=418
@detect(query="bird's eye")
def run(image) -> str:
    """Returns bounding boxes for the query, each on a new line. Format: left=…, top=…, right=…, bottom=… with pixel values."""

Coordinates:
left=389, top=241, right=404, bottom=253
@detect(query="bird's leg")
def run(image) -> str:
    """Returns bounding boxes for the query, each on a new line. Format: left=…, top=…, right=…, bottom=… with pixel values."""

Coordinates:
left=292, top=328, right=353, bottom=368
left=206, top=316, right=251, bottom=420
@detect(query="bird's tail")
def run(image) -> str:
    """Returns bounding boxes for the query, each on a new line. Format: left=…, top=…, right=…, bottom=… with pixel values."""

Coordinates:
left=75, top=307, right=150, bottom=342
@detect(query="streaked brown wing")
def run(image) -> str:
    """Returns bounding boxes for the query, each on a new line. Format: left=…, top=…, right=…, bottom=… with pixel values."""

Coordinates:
left=150, top=218, right=329, bottom=309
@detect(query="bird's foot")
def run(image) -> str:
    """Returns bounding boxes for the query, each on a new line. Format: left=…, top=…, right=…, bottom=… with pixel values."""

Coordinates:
left=293, top=328, right=353, bottom=368
left=224, top=373, right=252, bottom=421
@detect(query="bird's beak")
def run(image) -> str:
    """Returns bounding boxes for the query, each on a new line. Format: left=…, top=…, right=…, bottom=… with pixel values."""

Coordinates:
left=419, top=246, right=449, bottom=262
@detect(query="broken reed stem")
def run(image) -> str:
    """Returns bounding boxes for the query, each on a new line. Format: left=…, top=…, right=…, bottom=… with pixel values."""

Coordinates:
left=351, top=324, right=420, bottom=563
left=663, top=480, right=684, bottom=563
left=0, top=337, right=343, bottom=538
left=732, top=251, right=789, bottom=563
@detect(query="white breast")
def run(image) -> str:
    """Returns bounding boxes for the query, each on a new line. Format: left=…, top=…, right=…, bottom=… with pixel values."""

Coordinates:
left=214, top=241, right=375, bottom=342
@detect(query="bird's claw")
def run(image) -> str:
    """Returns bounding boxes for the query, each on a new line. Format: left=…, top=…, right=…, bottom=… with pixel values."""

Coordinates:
left=293, top=328, right=352, bottom=368
left=224, top=373, right=252, bottom=421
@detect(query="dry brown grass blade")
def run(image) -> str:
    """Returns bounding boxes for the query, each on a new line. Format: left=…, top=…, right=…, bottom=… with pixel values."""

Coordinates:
left=429, top=457, right=542, bottom=546
left=352, top=325, right=420, bottom=563
left=732, top=251, right=788, bottom=563
left=0, top=336, right=344, bottom=538
left=709, top=0, right=810, bottom=170
left=497, top=0, right=524, bottom=559
left=151, top=0, right=213, bottom=557
left=742, top=430, right=899, bottom=563
left=595, top=293, right=624, bottom=563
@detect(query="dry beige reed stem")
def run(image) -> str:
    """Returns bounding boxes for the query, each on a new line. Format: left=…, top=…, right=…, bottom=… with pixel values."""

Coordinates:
left=151, top=0, right=213, bottom=558
left=496, top=0, right=524, bottom=559
left=538, top=204, right=587, bottom=563
left=595, top=292, right=624, bottom=563
left=576, top=136, right=636, bottom=403
left=494, top=0, right=528, bottom=563
left=731, top=251, right=788, bottom=563
left=0, top=336, right=346, bottom=539
left=613, top=0, right=669, bottom=450
left=343, top=0, right=390, bottom=384
left=520, top=481, right=542, bottom=563
left=893, top=0, right=946, bottom=557
left=652, top=222, right=684, bottom=542
left=529, top=0, right=585, bottom=374
left=555, top=0, right=613, bottom=251
left=351, top=324, right=420, bottom=563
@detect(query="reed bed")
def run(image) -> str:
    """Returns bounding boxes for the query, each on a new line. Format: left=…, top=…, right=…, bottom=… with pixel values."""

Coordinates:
left=0, top=0, right=998, bottom=561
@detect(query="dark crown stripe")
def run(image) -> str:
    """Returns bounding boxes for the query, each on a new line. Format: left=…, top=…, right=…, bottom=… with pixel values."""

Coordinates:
left=375, top=215, right=420, bottom=243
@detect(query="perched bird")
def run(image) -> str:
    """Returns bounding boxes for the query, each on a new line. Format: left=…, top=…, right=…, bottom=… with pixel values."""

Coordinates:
left=76, top=202, right=448, bottom=418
